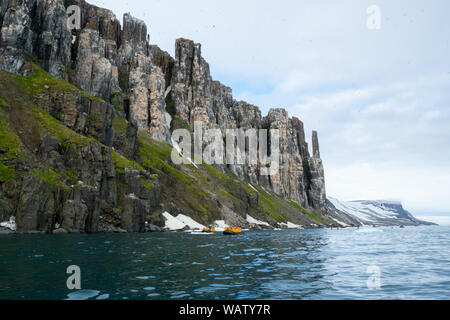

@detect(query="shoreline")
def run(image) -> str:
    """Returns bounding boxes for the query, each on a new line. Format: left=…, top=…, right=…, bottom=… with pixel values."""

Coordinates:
left=0, top=224, right=438, bottom=235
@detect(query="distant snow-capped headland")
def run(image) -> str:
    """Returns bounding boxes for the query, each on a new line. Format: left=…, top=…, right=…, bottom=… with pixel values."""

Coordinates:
left=328, top=197, right=436, bottom=226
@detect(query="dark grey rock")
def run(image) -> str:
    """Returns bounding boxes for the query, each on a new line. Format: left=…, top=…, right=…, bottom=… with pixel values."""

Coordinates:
left=60, top=200, right=88, bottom=233
left=0, top=228, right=15, bottom=235
left=146, top=224, right=163, bottom=232
left=0, top=0, right=345, bottom=232
left=0, top=0, right=71, bottom=77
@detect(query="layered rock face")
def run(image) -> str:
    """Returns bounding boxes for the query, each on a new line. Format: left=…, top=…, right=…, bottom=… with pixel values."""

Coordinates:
left=75, top=28, right=120, bottom=101
left=0, top=0, right=333, bottom=232
left=0, top=0, right=163, bottom=233
left=0, top=0, right=73, bottom=77
left=309, top=131, right=326, bottom=209
left=167, top=38, right=327, bottom=211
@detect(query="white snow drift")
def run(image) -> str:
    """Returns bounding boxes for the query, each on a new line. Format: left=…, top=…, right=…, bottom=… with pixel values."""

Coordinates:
left=246, top=215, right=270, bottom=227
left=162, top=212, right=207, bottom=231
left=279, top=221, right=303, bottom=229
left=0, top=216, right=16, bottom=231
left=175, top=214, right=206, bottom=230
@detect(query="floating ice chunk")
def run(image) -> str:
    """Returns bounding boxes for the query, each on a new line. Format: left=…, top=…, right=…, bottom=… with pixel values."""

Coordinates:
left=65, top=289, right=100, bottom=300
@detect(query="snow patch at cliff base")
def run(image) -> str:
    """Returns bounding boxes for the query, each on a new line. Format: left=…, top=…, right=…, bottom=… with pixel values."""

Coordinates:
left=162, top=212, right=187, bottom=231
left=0, top=216, right=16, bottom=231
left=279, top=221, right=303, bottom=229
left=246, top=215, right=270, bottom=227
left=331, top=217, right=349, bottom=227
left=176, top=214, right=205, bottom=230
left=213, top=220, right=228, bottom=232
left=162, top=212, right=206, bottom=231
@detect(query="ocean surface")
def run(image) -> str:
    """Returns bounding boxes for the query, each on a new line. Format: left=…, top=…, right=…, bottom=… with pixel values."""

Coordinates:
left=0, top=225, right=449, bottom=300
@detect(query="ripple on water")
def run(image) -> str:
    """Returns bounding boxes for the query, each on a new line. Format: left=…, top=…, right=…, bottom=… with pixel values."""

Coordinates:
left=136, top=276, right=156, bottom=280
left=147, top=293, right=160, bottom=297
left=143, top=287, right=155, bottom=291
left=1, top=226, right=449, bottom=300
left=170, top=291, right=190, bottom=299
left=65, top=290, right=100, bottom=300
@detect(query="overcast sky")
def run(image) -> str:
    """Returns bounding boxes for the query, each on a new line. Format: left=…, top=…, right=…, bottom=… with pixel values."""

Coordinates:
left=89, top=0, right=450, bottom=215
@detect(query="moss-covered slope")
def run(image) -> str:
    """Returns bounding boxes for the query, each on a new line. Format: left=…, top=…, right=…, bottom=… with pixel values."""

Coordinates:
left=0, top=64, right=330, bottom=233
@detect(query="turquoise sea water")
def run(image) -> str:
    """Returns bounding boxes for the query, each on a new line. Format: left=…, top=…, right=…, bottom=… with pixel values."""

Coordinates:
left=0, top=226, right=449, bottom=300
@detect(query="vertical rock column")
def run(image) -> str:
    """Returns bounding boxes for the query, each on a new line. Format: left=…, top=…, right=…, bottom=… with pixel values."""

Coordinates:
left=75, top=29, right=120, bottom=101
left=308, top=131, right=326, bottom=210
left=171, top=38, right=216, bottom=127
left=262, top=109, right=308, bottom=207
left=128, top=53, right=171, bottom=144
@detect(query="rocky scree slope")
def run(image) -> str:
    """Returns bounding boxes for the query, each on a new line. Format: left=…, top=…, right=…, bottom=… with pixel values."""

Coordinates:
left=0, top=0, right=359, bottom=233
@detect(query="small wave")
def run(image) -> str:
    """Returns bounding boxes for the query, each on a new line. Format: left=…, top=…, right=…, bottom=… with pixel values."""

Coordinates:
left=136, top=276, right=156, bottom=280
left=170, top=291, right=190, bottom=299
left=189, top=231, right=214, bottom=235
left=143, top=287, right=155, bottom=291
left=356, top=228, right=384, bottom=233
left=197, top=243, right=215, bottom=248
left=147, top=293, right=160, bottom=297
left=65, top=289, right=100, bottom=300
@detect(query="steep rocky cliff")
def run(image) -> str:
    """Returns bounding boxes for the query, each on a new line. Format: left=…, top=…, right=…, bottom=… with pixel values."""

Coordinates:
left=0, top=0, right=359, bottom=233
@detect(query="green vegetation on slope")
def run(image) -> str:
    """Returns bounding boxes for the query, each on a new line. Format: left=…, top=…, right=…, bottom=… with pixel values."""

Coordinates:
left=112, top=150, right=143, bottom=174
left=138, top=133, right=222, bottom=223
left=0, top=62, right=326, bottom=227
left=113, top=116, right=128, bottom=137
left=20, top=59, right=103, bottom=102
left=0, top=107, right=22, bottom=181
left=0, top=96, right=8, bottom=107
left=33, top=106, right=95, bottom=149
left=255, top=186, right=289, bottom=223
left=0, top=69, right=97, bottom=189
left=30, top=167, right=71, bottom=191
left=287, top=199, right=324, bottom=224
